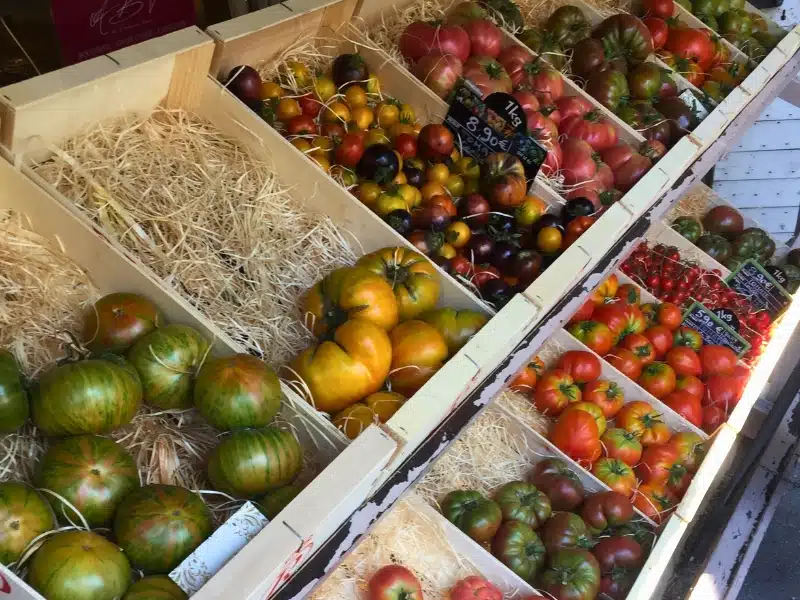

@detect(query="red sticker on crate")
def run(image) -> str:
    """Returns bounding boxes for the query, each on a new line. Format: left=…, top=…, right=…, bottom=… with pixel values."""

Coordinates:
left=51, top=0, right=196, bottom=64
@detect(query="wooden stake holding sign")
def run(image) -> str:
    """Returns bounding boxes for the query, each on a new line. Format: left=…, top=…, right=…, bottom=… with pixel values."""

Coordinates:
left=443, top=80, right=547, bottom=180
left=727, top=259, right=794, bottom=319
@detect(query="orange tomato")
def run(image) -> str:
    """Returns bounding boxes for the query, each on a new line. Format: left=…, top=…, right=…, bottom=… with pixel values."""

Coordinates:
left=420, top=182, right=449, bottom=203
left=427, top=164, right=450, bottom=184
left=537, top=227, right=563, bottom=253
left=276, top=98, right=301, bottom=122
left=323, top=101, right=351, bottom=124
left=591, top=274, right=619, bottom=305
left=333, top=403, right=377, bottom=439
left=349, top=106, right=374, bottom=130
left=387, top=320, right=448, bottom=396
left=261, top=81, right=283, bottom=100
left=345, top=85, right=368, bottom=108
left=365, top=391, right=405, bottom=422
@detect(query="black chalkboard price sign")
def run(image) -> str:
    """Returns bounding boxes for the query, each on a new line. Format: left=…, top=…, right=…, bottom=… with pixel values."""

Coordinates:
left=444, top=80, right=547, bottom=180
left=681, top=302, right=751, bottom=357
left=712, top=307, right=740, bottom=332
left=726, top=259, right=792, bottom=319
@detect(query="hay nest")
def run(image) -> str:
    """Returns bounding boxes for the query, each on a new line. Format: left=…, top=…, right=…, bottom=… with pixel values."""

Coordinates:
left=666, top=183, right=716, bottom=222
left=416, top=400, right=549, bottom=508
left=309, top=496, right=489, bottom=600
left=252, top=34, right=341, bottom=93
left=33, top=108, right=357, bottom=369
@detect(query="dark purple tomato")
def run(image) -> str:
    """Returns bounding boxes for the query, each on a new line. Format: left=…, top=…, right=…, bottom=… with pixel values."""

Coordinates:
left=514, top=250, right=543, bottom=285
left=482, top=279, right=513, bottom=307
left=460, top=194, right=492, bottom=228
left=535, top=214, right=565, bottom=232
left=227, top=66, right=262, bottom=108
left=487, top=212, right=516, bottom=235
left=404, top=166, right=425, bottom=188
left=413, top=205, right=452, bottom=231
left=491, top=241, right=518, bottom=270
left=468, top=233, right=495, bottom=263
left=385, top=209, right=413, bottom=234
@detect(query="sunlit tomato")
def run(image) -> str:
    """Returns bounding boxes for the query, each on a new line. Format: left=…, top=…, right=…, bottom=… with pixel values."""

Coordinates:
left=633, top=483, right=675, bottom=523
left=570, top=402, right=607, bottom=436
left=657, top=302, right=682, bottom=330
left=592, top=275, right=619, bottom=305
left=276, top=98, right=302, bottom=122
left=509, top=359, right=543, bottom=395
left=636, top=444, right=680, bottom=487
left=261, top=81, right=284, bottom=100
left=607, top=348, right=643, bottom=381
left=534, top=369, right=581, bottom=415
left=420, top=182, right=448, bottom=203
left=593, top=303, right=628, bottom=345
left=703, top=404, right=727, bottom=434
left=668, top=432, right=706, bottom=473
left=593, top=458, right=637, bottom=496
left=644, top=325, right=674, bottom=358
left=550, top=408, right=601, bottom=467
left=615, top=284, right=641, bottom=306
left=644, top=17, right=669, bottom=49
left=666, top=28, right=715, bottom=70
left=584, top=380, right=625, bottom=418
left=537, top=227, right=563, bottom=253
left=556, top=350, right=602, bottom=383
left=673, top=326, right=702, bottom=351
left=602, top=428, right=643, bottom=466
left=675, top=375, right=704, bottom=402
left=666, top=346, right=702, bottom=377
left=639, top=361, right=676, bottom=399
left=568, top=299, right=595, bottom=325
left=569, top=321, right=614, bottom=356
left=663, top=390, right=702, bottom=427
left=620, top=333, right=656, bottom=365
left=698, top=345, right=737, bottom=377
left=617, top=401, right=671, bottom=446
left=704, top=375, right=743, bottom=412
left=323, top=101, right=351, bottom=124
left=446, top=222, right=471, bottom=249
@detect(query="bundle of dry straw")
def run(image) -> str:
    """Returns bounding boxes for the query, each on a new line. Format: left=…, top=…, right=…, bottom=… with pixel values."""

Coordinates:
left=33, top=109, right=357, bottom=369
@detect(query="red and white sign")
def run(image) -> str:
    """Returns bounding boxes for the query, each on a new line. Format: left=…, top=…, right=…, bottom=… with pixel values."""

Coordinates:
left=0, top=566, right=45, bottom=600
left=51, top=0, right=196, bottom=64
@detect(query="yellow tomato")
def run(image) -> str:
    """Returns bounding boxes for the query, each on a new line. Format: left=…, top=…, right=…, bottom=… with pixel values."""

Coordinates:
left=537, top=227, right=563, bottom=253
left=333, top=403, right=376, bottom=440
left=397, top=184, right=418, bottom=207
left=312, top=155, right=331, bottom=172
left=438, top=243, right=457, bottom=260
left=464, top=178, right=480, bottom=195
left=357, top=182, right=382, bottom=209
left=330, top=165, right=357, bottom=187
left=376, top=102, right=400, bottom=128
left=421, top=182, right=448, bottom=203
left=345, top=86, right=369, bottom=108
left=398, top=103, right=416, bottom=123
left=365, top=391, right=404, bottom=422
left=450, top=148, right=461, bottom=163
left=393, top=171, right=408, bottom=185
left=389, top=123, right=415, bottom=139
left=276, top=98, right=301, bottom=122
left=311, top=136, right=334, bottom=157
left=291, top=138, right=312, bottom=153
left=426, top=164, right=450, bottom=184
left=349, top=106, right=374, bottom=130
left=314, top=76, right=337, bottom=102
left=365, top=72, right=382, bottom=95
left=456, top=156, right=480, bottom=179
left=365, top=129, right=389, bottom=147
left=260, top=81, right=283, bottom=100
left=446, top=221, right=471, bottom=248
left=282, top=60, right=312, bottom=88
left=445, top=174, right=465, bottom=197
left=394, top=152, right=403, bottom=172
left=323, top=101, right=350, bottom=124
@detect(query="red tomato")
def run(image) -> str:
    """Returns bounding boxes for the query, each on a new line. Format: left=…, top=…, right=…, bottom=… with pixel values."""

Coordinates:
left=555, top=95, right=594, bottom=121
left=602, top=427, right=643, bottom=466
left=550, top=408, right=601, bottom=466
left=450, top=255, right=474, bottom=278
left=666, top=346, right=702, bottom=377
left=607, top=348, right=643, bottom=381
left=561, top=138, right=598, bottom=187
left=561, top=112, right=619, bottom=152
left=498, top=45, right=534, bottom=72
left=523, top=62, right=564, bottom=103
left=639, top=361, right=676, bottom=399
left=286, top=114, right=319, bottom=136
left=526, top=111, right=559, bottom=143
left=666, top=28, right=715, bottom=70
left=595, top=161, right=615, bottom=191
left=620, top=333, right=656, bottom=365
left=675, top=375, right=704, bottom=402
left=593, top=303, right=628, bottom=345
left=538, top=137, right=562, bottom=177
left=568, top=298, right=595, bottom=325
left=663, top=390, right=703, bottom=427
left=702, top=404, right=727, bottom=434
left=464, top=56, right=513, bottom=97
left=512, top=91, right=540, bottom=117
left=617, top=401, right=671, bottom=446
left=297, top=93, right=322, bottom=118
left=584, top=380, right=625, bottom=418
left=601, top=144, right=634, bottom=173
left=540, top=104, right=562, bottom=127
left=643, top=0, right=674, bottom=19
left=633, top=483, right=675, bottom=524
left=644, top=325, right=674, bottom=358
left=509, top=359, right=543, bottom=395
left=534, top=369, right=581, bottom=415
left=463, top=19, right=503, bottom=58
left=615, top=154, right=652, bottom=193
left=635, top=444, right=680, bottom=485
left=394, top=133, right=417, bottom=159
left=621, top=304, right=648, bottom=339
left=335, top=132, right=365, bottom=168
left=673, top=326, right=703, bottom=351
left=556, top=350, right=602, bottom=383
left=592, top=458, right=637, bottom=496
left=644, top=17, right=669, bottom=49
left=657, top=302, right=682, bottom=331
left=568, top=321, right=614, bottom=355
left=472, top=266, right=501, bottom=288
left=615, top=283, right=641, bottom=306
left=668, top=431, right=706, bottom=473
left=698, top=345, right=737, bottom=377
left=704, top=375, right=743, bottom=412
left=368, top=565, right=423, bottom=600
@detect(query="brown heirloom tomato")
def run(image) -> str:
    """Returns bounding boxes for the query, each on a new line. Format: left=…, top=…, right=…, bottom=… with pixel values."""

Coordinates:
left=594, top=536, right=644, bottom=573
left=84, top=292, right=162, bottom=352
left=539, top=549, right=601, bottom=600
left=491, top=521, right=546, bottom=583
left=594, top=14, right=655, bottom=66
left=442, top=490, right=502, bottom=542
left=291, top=319, right=392, bottom=414
left=529, top=458, right=586, bottom=511
left=617, top=400, right=670, bottom=446
left=388, top=321, right=448, bottom=396
left=357, top=247, right=441, bottom=320
left=494, top=481, right=552, bottom=530
left=556, top=350, right=602, bottom=383
left=584, top=380, right=625, bottom=418
left=541, top=512, right=593, bottom=554
left=534, top=369, right=581, bottom=415
left=581, top=491, right=634, bottom=533
left=302, top=266, right=399, bottom=336
left=480, top=153, right=527, bottom=209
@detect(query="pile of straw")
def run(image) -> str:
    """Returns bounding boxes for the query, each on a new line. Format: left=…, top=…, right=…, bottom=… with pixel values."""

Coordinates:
left=33, top=109, right=357, bottom=369
left=666, top=184, right=716, bottom=222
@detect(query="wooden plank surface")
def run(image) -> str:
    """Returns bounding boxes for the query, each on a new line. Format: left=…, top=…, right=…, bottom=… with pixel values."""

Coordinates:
left=714, top=179, right=800, bottom=209
left=716, top=150, right=800, bottom=180
left=733, top=119, right=800, bottom=150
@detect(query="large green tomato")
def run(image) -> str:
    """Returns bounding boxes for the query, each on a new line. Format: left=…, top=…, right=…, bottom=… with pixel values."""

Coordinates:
left=441, top=490, right=502, bottom=543
left=491, top=521, right=545, bottom=583
left=539, top=549, right=601, bottom=600
left=493, top=481, right=551, bottom=529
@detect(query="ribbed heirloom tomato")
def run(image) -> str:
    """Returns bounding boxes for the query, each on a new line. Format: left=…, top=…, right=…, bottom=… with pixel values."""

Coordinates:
left=569, top=321, right=614, bottom=355
left=635, top=444, right=681, bottom=485
left=621, top=333, right=656, bottom=365
left=593, top=303, right=628, bottom=344
left=556, top=350, right=602, bottom=383
left=510, top=358, right=545, bottom=394
left=657, top=302, right=683, bottom=330
left=673, top=326, right=703, bottom=351
left=668, top=432, right=706, bottom=473
left=617, top=401, right=671, bottom=446
left=633, top=483, right=675, bottom=523
left=550, top=408, right=601, bottom=466
left=388, top=321, right=448, bottom=396
left=704, top=375, right=743, bottom=411
left=607, top=348, right=643, bottom=380
left=645, top=325, right=674, bottom=358
left=592, top=458, right=637, bottom=496
left=666, top=346, right=702, bottom=377
left=601, top=428, right=643, bottom=465
left=571, top=402, right=607, bottom=436
left=534, top=369, right=581, bottom=414
left=698, top=345, right=737, bottom=377
left=584, top=380, right=625, bottom=418
left=639, top=361, right=677, bottom=399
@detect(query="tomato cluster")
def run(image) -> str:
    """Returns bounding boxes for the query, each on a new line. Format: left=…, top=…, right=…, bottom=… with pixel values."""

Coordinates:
left=441, top=456, right=648, bottom=599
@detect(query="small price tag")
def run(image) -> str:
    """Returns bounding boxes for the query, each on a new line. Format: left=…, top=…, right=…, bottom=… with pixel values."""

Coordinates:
left=444, top=80, right=546, bottom=180
left=712, top=307, right=740, bottom=332
left=726, top=259, right=792, bottom=319
left=681, top=301, right=751, bottom=357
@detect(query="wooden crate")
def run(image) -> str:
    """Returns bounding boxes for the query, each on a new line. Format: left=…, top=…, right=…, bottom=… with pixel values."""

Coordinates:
left=0, top=149, right=398, bottom=599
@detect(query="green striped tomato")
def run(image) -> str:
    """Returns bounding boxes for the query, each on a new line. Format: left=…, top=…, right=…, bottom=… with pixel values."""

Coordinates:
left=0, top=482, right=55, bottom=565
left=256, top=485, right=302, bottom=519
left=84, top=292, right=162, bottom=353
left=0, top=349, right=27, bottom=433
left=35, top=435, right=139, bottom=528
left=127, top=325, right=210, bottom=409
left=123, top=575, right=187, bottom=599
left=194, top=354, right=281, bottom=430
left=31, top=357, right=142, bottom=436
left=27, top=530, right=131, bottom=600
left=114, top=484, right=212, bottom=574
left=207, top=427, right=302, bottom=498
